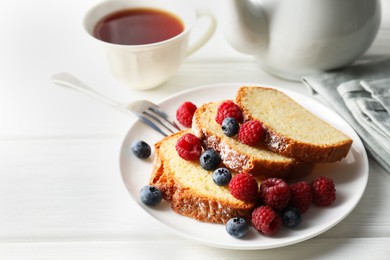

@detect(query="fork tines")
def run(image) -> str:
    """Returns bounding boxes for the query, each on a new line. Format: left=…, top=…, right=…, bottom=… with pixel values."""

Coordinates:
left=127, top=100, right=181, bottom=137
left=142, top=106, right=181, bottom=136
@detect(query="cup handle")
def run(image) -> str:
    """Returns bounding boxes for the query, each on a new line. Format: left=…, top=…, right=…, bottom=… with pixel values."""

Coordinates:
left=186, top=9, right=217, bottom=57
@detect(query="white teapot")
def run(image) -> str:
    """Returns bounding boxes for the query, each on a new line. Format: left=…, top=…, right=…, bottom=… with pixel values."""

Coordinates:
left=219, top=0, right=381, bottom=80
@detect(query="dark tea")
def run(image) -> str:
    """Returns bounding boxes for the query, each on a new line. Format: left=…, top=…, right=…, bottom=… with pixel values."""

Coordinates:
left=93, top=8, right=184, bottom=45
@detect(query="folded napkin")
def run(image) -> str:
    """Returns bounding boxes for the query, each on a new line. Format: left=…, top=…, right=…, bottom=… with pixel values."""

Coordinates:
left=302, top=57, right=390, bottom=173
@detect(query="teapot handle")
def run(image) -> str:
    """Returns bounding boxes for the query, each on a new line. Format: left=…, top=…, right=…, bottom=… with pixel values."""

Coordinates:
left=186, top=9, right=217, bottom=57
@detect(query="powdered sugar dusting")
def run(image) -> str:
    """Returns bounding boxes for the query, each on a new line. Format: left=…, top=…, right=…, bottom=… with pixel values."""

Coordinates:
left=205, top=135, right=250, bottom=173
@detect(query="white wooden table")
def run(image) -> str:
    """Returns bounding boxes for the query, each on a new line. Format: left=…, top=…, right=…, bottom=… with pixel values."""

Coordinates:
left=1, top=0, right=389, bottom=259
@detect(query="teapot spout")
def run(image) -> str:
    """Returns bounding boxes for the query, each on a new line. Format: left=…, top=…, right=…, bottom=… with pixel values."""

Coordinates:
left=219, top=0, right=268, bottom=55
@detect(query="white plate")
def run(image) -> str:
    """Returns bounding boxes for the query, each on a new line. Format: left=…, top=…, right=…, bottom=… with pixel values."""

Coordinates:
left=119, top=83, right=369, bottom=250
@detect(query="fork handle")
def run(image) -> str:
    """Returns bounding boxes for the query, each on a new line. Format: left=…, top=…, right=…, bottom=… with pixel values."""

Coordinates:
left=51, top=72, right=129, bottom=115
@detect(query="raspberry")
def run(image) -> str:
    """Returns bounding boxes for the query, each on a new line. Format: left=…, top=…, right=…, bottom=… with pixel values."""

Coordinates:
left=311, top=176, right=336, bottom=207
left=260, top=178, right=291, bottom=211
left=215, top=100, right=243, bottom=125
left=175, top=133, right=202, bottom=161
left=176, top=101, right=197, bottom=128
left=251, top=206, right=282, bottom=236
left=238, top=120, right=264, bottom=146
left=289, top=181, right=312, bottom=213
left=228, top=173, right=258, bottom=202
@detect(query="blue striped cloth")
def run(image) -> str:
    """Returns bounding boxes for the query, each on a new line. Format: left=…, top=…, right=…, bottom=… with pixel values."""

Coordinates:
left=302, top=57, right=390, bottom=173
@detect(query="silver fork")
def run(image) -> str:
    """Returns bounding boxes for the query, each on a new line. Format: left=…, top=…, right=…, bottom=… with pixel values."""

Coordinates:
left=51, top=72, right=181, bottom=136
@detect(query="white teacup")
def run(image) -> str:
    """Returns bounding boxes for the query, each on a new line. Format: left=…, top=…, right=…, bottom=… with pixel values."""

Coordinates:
left=84, top=0, right=216, bottom=90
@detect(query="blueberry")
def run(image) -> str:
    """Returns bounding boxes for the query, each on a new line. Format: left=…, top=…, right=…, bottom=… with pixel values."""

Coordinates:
left=199, top=149, right=221, bottom=171
left=212, top=168, right=232, bottom=186
left=281, top=207, right=302, bottom=228
left=131, top=140, right=151, bottom=159
left=226, top=217, right=249, bottom=238
left=140, top=185, right=163, bottom=206
left=222, top=117, right=239, bottom=137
